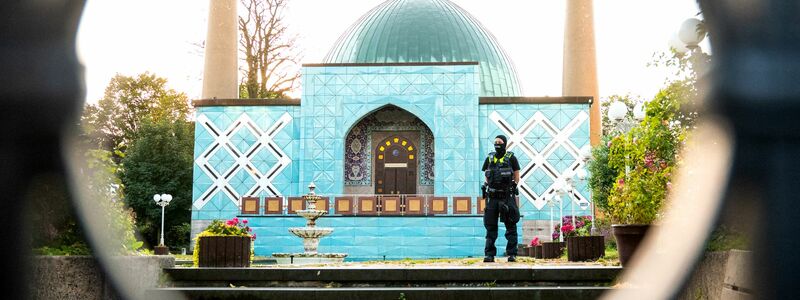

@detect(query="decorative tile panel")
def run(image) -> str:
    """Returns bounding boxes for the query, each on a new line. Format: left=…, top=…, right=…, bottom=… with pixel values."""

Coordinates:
left=192, top=106, right=300, bottom=214
left=481, top=104, right=591, bottom=219
left=302, top=64, right=481, bottom=197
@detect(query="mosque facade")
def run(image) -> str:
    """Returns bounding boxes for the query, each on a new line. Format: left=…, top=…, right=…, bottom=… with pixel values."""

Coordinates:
left=191, top=0, right=595, bottom=260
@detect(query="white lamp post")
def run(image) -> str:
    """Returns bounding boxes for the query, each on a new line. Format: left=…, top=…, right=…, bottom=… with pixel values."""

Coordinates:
left=672, top=17, right=708, bottom=75
left=554, top=180, right=566, bottom=242
left=607, top=100, right=646, bottom=179
left=546, top=194, right=556, bottom=242
left=153, top=193, right=173, bottom=248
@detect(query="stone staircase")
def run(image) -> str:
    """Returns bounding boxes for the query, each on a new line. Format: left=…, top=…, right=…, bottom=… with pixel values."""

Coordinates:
left=146, top=265, right=622, bottom=299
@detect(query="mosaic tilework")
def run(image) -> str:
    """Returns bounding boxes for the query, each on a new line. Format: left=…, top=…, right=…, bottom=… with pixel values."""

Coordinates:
left=193, top=106, right=301, bottom=214
left=302, top=64, right=481, bottom=197
left=248, top=216, right=519, bottom=260
left=343, top=106, right=434, bottom=186
left=479, top=104, right=592, bottom=221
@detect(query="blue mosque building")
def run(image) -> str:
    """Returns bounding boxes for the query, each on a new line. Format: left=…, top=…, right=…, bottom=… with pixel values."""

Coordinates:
left=192, top=0, right=597, bottom=260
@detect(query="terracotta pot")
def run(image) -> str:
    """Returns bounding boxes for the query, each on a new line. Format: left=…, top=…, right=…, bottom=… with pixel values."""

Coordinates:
left=612, top=224, right=652, bottom=266
left=198, top=236, right=252, bottom=267
left=566, top=236, right=605, bottom=262
left=542, top=242, right=565, bottom=259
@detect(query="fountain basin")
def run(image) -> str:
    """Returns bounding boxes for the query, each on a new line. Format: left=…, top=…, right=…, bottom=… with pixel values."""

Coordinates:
left=295, top=209, right=327, bottom=219
left=288, top=227, right=333, bottom=238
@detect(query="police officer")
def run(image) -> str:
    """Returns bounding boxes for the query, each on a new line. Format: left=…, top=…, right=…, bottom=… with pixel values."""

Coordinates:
left=481, top=135, right=521, bottom=263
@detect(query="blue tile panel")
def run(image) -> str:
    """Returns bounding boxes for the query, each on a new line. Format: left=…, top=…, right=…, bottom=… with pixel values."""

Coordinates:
left=249, top=216, right=520, bottom=260
left=479, top=103, right=592, bottom=221
left=301, top=65, right=482, bottom=199
left=192, top=106, right=302, bottom=216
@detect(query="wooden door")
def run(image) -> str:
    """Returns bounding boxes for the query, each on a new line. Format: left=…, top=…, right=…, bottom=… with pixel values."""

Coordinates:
left=375, top=136, right=417, bottom=194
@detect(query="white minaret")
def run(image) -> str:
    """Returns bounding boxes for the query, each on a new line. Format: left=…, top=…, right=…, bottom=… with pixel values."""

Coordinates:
left=202, top=0, right=238, bottom=99
left=562, top=0, right=600, bottom=145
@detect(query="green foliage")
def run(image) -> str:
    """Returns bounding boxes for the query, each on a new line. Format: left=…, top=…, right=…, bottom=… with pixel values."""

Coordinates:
left=706, top=225, right=749, bottom=252
left=120, top=117, right=194, bottom=249
left=587, top=137, right=617, bottom=214
left=33, top=243, right=91, bottom=256
left=86, top=149, right=144, bottom=255
left=27, top=174, right=88, bottom=254
left=81, top=72, right=191, bottom=157
left=606, top=80, right=692, bottom=224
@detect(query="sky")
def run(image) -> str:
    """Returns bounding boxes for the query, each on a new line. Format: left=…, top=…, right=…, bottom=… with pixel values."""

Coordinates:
left=77, top=0, right=707, bottom=105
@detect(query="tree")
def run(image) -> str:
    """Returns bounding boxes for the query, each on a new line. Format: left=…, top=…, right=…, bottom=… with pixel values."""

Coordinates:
left=238, top=0, right=300, bottom=99
left=82, top=72, right=191, bottom=156
left=120, top=117, right=194, bottom=249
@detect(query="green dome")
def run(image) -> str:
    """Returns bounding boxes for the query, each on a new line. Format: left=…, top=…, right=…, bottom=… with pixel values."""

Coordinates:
left=324, top=0, right=521, bottom=97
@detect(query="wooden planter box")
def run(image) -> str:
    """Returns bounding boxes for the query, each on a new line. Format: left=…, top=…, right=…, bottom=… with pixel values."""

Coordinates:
left=535, top=245, right=543, bottom=259
left=566, top=236, right=605, bottom=262
left=198, top=236, right=251, bottom=267
left=517, top=245, right=528, bottom=257
left=541, top=242, right=565, bottom=259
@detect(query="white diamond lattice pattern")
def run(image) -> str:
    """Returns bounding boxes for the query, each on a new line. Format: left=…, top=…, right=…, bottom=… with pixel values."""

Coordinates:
left=489, top=111, right=590, bottom=210
left=194, top=112, right=292, bottom=209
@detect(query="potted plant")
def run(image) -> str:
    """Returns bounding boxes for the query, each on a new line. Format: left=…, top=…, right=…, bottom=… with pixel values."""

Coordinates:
left=193, top=217, right=256, bottom=267
left=602, top=82, right=692, bottom=266
left=529, top=237, right=543, bottom=258
left=557, top=216, right=604, bottom=262
left=541, top=230, right=566, bottom=259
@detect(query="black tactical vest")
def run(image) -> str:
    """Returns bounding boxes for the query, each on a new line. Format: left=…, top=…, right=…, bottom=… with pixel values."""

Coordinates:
left=486, top=152, right=514, bottom=189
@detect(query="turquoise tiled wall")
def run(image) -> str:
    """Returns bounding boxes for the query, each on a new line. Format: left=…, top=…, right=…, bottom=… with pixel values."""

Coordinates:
left=479, top=103, right=592, bottom=222
left=192, top=64, right=593, bottom=260
left=301, top=64, right=482, bottom=198
left=248, top=216, right=514, bottom=260
left=193, top=106, right=301, bottom=219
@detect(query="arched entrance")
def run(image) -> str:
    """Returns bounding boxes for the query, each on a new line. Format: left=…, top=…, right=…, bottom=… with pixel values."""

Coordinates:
left=374, top=136, right=417, bottom=194
left=343, top=105, right=434, bottom=195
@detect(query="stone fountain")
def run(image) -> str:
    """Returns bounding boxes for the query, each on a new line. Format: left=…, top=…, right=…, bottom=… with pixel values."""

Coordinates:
left=272, top=183, right=347, bottom=264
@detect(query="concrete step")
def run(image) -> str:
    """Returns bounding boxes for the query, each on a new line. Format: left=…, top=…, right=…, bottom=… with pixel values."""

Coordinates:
left=146, top=286, right=612, bottom=300
left=162, top=266, right=621, bottom=287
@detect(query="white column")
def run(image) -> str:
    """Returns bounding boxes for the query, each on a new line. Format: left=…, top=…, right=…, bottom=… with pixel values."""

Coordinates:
left=202, top=0, right=239, bottom=99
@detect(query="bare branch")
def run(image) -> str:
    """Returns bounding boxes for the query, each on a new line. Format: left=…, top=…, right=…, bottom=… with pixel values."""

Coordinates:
left=238, top=0, right=299, bottom=98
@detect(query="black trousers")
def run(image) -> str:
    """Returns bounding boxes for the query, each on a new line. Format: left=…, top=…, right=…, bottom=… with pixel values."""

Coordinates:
left=483, top=196, right=518, bottom=256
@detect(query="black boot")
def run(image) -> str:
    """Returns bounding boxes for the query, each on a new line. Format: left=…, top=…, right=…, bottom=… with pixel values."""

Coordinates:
left=507, top=255, right=517, bottom=262
left=483, top=256, right=495, bottom=263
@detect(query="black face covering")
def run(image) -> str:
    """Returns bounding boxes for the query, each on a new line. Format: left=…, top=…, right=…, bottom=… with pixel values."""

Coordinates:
left=494, top=143, right=506, bottom=157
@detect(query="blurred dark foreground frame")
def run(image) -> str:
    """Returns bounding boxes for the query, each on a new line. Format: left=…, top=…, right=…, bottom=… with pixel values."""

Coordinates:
left=1, top=0, right=799, bottom=299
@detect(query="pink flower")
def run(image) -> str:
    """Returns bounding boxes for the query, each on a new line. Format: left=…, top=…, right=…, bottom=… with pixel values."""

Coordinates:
left=247, top=227, right=252, bottom=232
left=618, top=178, right=625, bottom=186
left=530, top=237, right=540, bottom=246
left=562, top=224, right=575, bottom=234
left=242, top=219, right=248, bottom=224
left=251, top=233, right=257, bottom=241
left=232, top=217, right=239, bottom=224
left=226, top=220, right=236, bottom=226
